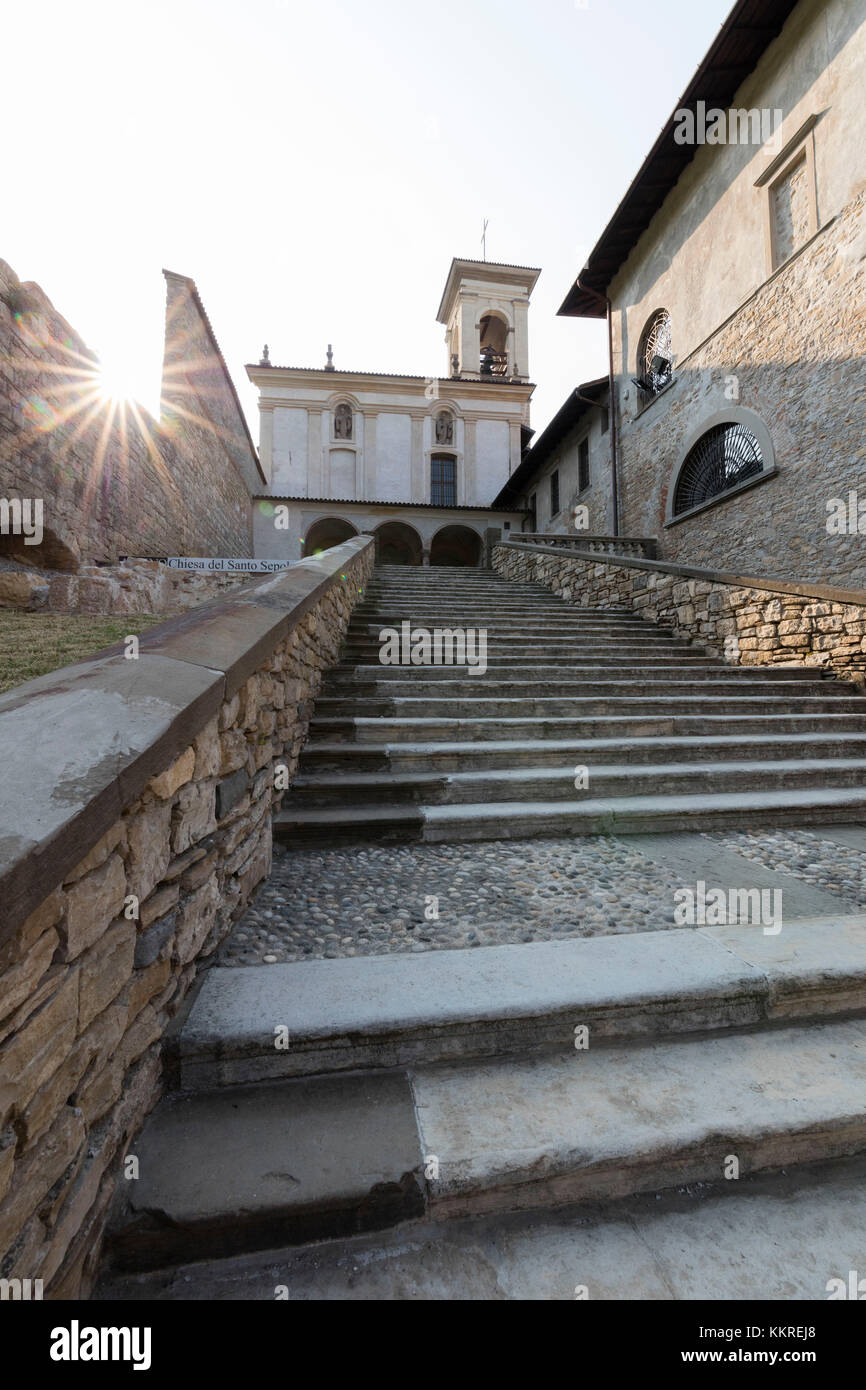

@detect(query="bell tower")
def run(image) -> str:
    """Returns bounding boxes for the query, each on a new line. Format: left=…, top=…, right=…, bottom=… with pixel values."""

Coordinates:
left=436, top=258, right=540, bottom=382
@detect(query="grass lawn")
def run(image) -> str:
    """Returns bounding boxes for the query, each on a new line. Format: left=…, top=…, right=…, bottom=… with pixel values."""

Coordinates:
left=0, top=612, right=166, bottom=694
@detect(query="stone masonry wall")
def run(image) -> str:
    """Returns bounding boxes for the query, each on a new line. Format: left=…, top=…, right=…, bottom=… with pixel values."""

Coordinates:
left=495, top=542, right=866, bottom=688
left=614, top=191, right=866, bottom=587
left=0, top=259, right=259, bottom=571
left=0, top=538, right=374, bottom=1297
left=0, top=557, right=260, bottom=616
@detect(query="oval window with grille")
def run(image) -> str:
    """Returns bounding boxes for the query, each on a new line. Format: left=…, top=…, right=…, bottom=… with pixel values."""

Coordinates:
left=673, top=422, right=764, bottom=516
left=637, top=309, right=673, bottom=394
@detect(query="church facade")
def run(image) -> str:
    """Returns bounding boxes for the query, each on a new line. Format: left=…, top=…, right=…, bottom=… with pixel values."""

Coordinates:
left=247, top=259, right=538, bottom=566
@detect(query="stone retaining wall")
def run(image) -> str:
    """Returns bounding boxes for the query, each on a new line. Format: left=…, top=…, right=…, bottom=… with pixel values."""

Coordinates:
left=0, top=558, right=260, bottom=616
left=0, top=537, right=374, bottom=1297
left=494, top=541, right=866, bottom=686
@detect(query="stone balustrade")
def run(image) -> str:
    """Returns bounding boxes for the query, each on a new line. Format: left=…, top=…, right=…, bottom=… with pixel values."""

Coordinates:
left=511, top=533, right=659, bottom=560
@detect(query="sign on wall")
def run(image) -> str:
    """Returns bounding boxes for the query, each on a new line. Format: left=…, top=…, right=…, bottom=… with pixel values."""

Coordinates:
left=157, top=557, right=293, bottom=573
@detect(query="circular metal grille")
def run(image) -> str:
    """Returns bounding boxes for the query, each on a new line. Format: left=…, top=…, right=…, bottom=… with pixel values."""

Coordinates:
left=673, top=423, right=764, bottom=515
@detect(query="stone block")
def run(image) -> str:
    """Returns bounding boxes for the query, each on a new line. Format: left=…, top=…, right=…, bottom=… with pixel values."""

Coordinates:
left=139, top=883, right=179, bottom=928
left=216, top=767, right=250, bottom=820
left=171, top=781, right=217, bottom=854
left=175, top=875, right=221, bottom=965
left=148, top=747, right=195, bottom=799
left=126, top=799, right=172, bottom=904
left=63, top=821, right=127, bottom=884
left=0, top=970, right=80, bottom=1124
left=78, top=919, right=136, bottom=1032
left=63, top=853, right=126, bottom=959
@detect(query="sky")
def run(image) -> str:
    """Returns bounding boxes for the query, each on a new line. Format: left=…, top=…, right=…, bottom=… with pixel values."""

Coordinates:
left=5, top=0, right=734, bottom=437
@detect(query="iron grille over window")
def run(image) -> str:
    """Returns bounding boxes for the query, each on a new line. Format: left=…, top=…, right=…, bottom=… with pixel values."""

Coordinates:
left=431, top=455, right=456, bottom=507
left=673, top=423, right=764, bottom=515
left=635, top=309, right=673, bottom=397
left=550, top=470, right=560, bottom=518
left=578, top=438, right=590, bottom=493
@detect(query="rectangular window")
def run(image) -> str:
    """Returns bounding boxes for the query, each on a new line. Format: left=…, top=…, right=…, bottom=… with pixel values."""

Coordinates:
left=578, top=438, right=590, bottom=493
left=528, top=493, right=537, bottom=531
left=431, top=455, right=456, bottom=506
left=756, top=117, right=819, bottom=277
left=772, top=153, right=810, bottom=267
left=550, top=470, right=560, bottom=518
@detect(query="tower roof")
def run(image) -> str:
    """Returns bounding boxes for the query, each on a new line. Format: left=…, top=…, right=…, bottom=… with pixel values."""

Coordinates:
left=436, top=258, right=541, bottom=324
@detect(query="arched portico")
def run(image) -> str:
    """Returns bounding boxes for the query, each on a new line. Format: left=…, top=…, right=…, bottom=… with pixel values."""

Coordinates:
left=373, top=521, right=424, bottom=566
left=303, top=516, right=359, bottom=556
left=429, top=524, right=483, bottom=567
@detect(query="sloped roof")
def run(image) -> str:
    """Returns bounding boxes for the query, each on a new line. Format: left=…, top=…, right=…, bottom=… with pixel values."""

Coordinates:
left=558, top=0, right=801, bottom=318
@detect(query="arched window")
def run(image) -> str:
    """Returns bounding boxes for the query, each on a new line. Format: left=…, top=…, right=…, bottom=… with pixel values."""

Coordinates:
left=635, top=309, right=673, bottom=397
left=434, top=410, right=454, bottom=445
left=673, top=422, right=764, bottom=516
left=334, top=402, right=353, bottom=440
left=479, top=313, right=508, bottom=376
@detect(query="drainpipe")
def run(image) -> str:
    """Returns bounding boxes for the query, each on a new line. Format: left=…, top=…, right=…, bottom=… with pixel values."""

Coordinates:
left=577, top=278, right=619, bottom=537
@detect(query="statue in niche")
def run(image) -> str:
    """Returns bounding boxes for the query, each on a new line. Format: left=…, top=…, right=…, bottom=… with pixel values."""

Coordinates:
left=334, top=403, right=353, bottom=440
left=435, top=411, right=454, bottom=445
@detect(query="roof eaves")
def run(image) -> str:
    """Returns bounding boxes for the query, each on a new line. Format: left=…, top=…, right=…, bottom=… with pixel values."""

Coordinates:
left=557, top=0, right=801, bottom=318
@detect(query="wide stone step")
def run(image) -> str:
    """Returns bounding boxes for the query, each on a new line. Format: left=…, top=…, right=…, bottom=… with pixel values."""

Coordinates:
left=312, top=695, right=866, bottom=720
left=300, top=730, right=866, bottom=772
left=274, top=785, right=866, bottom=843
left=319, top=677, right=849, bottom=700
left=105, top=1005, right=866, bottom=1270
left=96, top=1151, right=866, bottom=1300
left=104, top=1071, right=425, bottom=1272
left=333, top=653, right=717, bottom=669
left=287, top=757, right=866, bottom=807
left=352, top=607, right=648, bottom=621
left=411, top=1016, right=866, bottom=1220
left=342, top=641, right=697, bottom=657
left=174, top=918, right=866, bottom=1088
left=308, top=712, right=866, bottom=744
left=326, top=663, right=846, bottom=685
left=349, top=621, right=676, bottom=637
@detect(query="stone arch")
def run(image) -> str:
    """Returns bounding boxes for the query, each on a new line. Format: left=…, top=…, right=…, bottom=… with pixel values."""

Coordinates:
left=303, top=516, right=359, bottom=556
left=665, top=407, right=776, bottom=525
left=373, top=520, right=423, bottom=566
left=429, top=523, right=483, bottom=568
left=479, top=310, right=510, bottom=376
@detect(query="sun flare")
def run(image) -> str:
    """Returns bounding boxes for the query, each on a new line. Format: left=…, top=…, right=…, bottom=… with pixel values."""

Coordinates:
left=97, top=360, right=142, bottom=405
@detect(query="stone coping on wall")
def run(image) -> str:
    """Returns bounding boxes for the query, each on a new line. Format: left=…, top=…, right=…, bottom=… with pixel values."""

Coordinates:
left=501, top=539, right=866, bottom=607
left=0, top=537, right=374, bottom=947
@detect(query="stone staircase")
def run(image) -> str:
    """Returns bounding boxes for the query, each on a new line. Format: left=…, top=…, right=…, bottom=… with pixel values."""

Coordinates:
left=95, top=565, right=866, bottom=1299
left=275, top=564, right=866, bottom=845
left=100, top=914, right=866, bottom=1297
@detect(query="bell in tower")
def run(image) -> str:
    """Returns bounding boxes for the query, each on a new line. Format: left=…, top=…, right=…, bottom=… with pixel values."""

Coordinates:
left=435, top=258, right=540, bottom=382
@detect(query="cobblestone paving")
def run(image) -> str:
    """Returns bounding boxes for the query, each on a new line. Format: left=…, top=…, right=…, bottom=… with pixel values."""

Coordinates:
left=705, top=828, right=866, bottom=911
left=218, top=828, right=866, bottom=967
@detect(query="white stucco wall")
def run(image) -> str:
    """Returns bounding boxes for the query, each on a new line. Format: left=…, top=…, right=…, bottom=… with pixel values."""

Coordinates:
left=329, top=449, right=356, bottom=498
left=374, top=413, right=412, bottom=501
left=272, top=407, right=308, bottom=495
left=474, top=418, right=510, bottom=504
